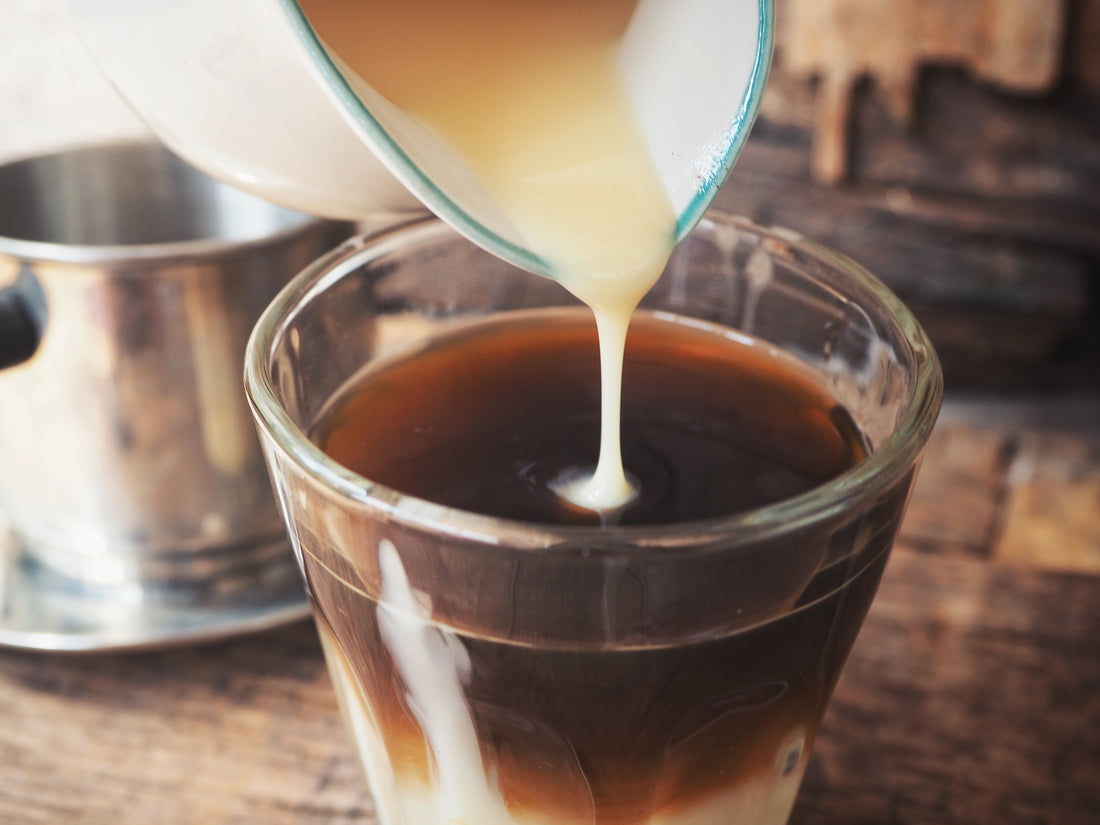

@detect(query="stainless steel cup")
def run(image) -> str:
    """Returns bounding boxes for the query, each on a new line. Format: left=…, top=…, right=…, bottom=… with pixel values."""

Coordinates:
left=0, top=142, right=352, bottom=649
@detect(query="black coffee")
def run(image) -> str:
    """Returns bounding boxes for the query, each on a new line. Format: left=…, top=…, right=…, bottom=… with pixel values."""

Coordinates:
left=315, top=308, right=867, bottom=525
left=302, top=308, right=891, bottom=825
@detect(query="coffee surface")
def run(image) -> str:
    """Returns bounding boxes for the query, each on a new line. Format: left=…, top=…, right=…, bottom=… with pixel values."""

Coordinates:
left=315, top=308, right=867, bottom=526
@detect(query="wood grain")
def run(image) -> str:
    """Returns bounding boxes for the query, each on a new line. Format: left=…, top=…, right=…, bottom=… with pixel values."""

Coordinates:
left=0, top=625, right=369, bottom=825
left=779, top=0, right=1068, bottom=183
left=900, top=424, right=1013, bottom=556
left=995, top=431, right=1100, bottom=574
left=716, top=64, right=1100, bottom=391
left=793, top=549, right=1100, bottom=825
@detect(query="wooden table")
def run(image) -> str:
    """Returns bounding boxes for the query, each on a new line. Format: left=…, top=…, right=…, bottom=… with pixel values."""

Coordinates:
left=2, top=397, right=1098, bottom=825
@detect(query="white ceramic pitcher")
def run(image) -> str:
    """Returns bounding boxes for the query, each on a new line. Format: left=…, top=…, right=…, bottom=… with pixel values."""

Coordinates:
left=67, top=0, right=772, bottom=276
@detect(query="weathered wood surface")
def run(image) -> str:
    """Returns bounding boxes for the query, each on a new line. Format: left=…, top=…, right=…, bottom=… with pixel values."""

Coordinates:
left=780, top=0, right=1068, bottom=184
left=1, top=397, right=1098, bottom=824
left=716, top=70, right=1100, bottom=390
left=715, top=0, right=1100, bottom=392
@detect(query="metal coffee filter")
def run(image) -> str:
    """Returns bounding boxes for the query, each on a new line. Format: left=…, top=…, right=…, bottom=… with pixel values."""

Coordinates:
left=0, top=141, right=352, bottom=652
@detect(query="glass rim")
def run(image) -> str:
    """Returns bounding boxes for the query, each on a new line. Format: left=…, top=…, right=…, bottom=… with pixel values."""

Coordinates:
left=245, top=212, right=943, bottom=552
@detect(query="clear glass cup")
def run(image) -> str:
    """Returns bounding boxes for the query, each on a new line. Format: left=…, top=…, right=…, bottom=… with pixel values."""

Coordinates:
left=245, top=212, right=942, bottom=825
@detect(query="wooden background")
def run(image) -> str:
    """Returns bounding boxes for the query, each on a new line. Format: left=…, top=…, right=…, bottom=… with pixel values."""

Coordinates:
left=719, top=0, right=1100, bottom=392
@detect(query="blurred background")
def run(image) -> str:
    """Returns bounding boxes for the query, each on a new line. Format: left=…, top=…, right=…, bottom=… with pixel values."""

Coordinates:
left=4, top=0, right=1098, bottom=395
left=720, top=0, right=1100, bottom=393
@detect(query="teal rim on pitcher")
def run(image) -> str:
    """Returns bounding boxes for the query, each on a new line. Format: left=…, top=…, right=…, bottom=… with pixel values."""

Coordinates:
left=279, top=0, right=774, bottom=280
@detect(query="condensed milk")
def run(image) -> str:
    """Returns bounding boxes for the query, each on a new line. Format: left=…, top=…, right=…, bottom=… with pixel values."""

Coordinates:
left=300, top=0, right=676, bottom=510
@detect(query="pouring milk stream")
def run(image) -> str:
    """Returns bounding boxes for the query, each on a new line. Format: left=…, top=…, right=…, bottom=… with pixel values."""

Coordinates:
left=296, top=0, right=771, bottom=511
left=66, top=0, right=772, bottom=512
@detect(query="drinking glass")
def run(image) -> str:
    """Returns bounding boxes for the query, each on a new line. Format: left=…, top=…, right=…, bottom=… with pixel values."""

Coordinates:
left=245, top=211, right=941, bottom=825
